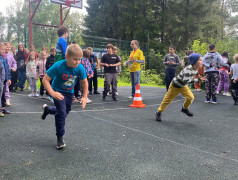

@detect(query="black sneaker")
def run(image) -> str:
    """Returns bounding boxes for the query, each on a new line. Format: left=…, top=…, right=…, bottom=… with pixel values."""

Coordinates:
left=57, top=136, right=66, bottom=149
left=181, top=107, right=193, bottom=116
left=94, top=91, right=100, bottom=94
left=155, top=111, right=162, bottom=121
left=41, top=104, right=49, bottom=120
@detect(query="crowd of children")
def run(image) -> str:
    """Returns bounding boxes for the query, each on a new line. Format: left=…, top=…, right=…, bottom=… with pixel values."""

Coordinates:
left=2, top=26, right=238, bottom=149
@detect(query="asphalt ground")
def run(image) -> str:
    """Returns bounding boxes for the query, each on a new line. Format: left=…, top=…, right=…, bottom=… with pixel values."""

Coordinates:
left=1, top=86, right=238, bottom=180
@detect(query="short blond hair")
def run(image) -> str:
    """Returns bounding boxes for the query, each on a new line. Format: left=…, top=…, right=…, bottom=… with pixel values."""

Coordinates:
left=234, top=54, right=238, bottom=62
left=0, top=42, right=5, bottom=48
left=66, top=44, right=83, bottom=58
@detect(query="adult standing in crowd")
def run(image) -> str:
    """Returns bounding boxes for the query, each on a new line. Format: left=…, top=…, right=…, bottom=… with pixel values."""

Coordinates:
left=123, top=40, right=145, bottom=99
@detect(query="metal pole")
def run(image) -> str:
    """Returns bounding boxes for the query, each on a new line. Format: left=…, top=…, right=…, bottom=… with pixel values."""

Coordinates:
left=147, top=33, right=150, bottom=69
left=60, top=5, right=63, bottom=26
left=29, top=0, right=32, bottom=45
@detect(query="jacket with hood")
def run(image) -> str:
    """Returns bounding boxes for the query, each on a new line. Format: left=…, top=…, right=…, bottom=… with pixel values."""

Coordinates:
left=203, top=52, right=229, bottom=73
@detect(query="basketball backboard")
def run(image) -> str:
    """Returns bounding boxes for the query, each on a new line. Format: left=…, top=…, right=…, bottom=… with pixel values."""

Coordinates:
left=50, top=0, right=83, bottom=9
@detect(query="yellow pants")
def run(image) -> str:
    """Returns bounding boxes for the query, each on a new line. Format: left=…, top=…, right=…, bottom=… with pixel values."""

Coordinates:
left=158, top=84, right=194, bottom=113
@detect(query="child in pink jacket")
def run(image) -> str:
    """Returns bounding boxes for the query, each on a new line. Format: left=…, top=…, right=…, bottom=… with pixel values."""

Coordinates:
left=37, top=51, right=47, bottom=98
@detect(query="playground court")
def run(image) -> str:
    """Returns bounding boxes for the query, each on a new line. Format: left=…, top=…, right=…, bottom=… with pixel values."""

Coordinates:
left=1, top=86, right=238, bottom=179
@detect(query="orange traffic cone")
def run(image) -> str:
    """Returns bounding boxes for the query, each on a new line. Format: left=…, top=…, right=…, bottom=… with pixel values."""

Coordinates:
left=130, top=84, right=146, bottom=108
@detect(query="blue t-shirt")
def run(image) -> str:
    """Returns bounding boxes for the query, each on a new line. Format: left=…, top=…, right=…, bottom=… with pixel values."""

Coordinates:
left=47, top=59, right=87, bottom=93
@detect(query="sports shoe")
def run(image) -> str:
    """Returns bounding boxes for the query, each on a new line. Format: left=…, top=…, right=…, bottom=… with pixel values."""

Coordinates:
left=41, top=104, right=49, bottom=120
left=181, top=107, right=193, bottom=116
left=34, top=93, right=39, bottom=97
left=86, top=98, right=92, bottom=103
left=94, top=91, right=100, bottom=94
left=28, top=93, right=34, bottom=97
left=2, top=109, right=10, bottom=114
left=216, top=91, right=220, bottom=95
left=155, top=111, right=162, bottom=121
left=128, top=96, right=133, bottom=99
left=6, top=99, right=11, bottom=106
left=102, top=95, right=106, bottom=101
left=204, top=98, right=210, bottom=103
left=211, top=99, right=218, bottom=104
left=112, top=98, right=118, bottom=101
left=223, top=92, right=231, bottom=96
left=195, top=88, right=202, bottom=92
left=0, top=112, right=4, bottom=117
left=107, top=92, right=110, bottom=96
left=57, top=136, right=66, bottom=149
left=115, top=92, right=118, bottom=96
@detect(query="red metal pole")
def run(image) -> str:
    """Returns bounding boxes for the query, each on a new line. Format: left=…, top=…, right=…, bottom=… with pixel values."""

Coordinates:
left=29, top=0, right=33, bottom=45
left=60, top=4, right=63, bottom=26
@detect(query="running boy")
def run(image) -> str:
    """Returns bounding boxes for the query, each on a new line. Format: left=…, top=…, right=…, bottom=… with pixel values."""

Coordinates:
left=203, top=44, right=229, bottom=104
left=41, top=44, right=88, bottom=149
left=155, top=53, right=204, bottom=121
left=55, top=26, right=69, bottom=62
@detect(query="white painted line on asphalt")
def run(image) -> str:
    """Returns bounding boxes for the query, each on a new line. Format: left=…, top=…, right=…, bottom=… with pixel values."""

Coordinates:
left=83, top=113, right=238, bottom=164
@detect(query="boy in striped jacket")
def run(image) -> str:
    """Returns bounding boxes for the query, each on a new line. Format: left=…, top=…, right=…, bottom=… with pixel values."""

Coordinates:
left=155, top=53, right=204, bottom=121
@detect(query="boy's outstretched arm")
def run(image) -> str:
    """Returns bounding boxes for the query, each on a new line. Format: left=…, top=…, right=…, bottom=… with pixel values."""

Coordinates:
left=80, top=78, right=88, bottom=109
left=43, top=74, right=64, bottom=100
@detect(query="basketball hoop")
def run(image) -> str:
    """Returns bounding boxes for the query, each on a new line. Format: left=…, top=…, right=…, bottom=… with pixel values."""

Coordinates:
left=51, top=0, right=83, bottom=9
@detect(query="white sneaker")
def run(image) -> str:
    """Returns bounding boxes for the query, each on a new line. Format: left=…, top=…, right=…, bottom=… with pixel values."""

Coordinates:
left=216, top=91, right=220, bottom=95
left=86, top=98, right=92, bottom=103
left=6, top=99, right=11, bottom=106
left=107, top=92, right=109, bottom=96
left=115, top=92, right=118, bottom=96
left=35, top=93, right=39, bottom=97
left=28, top=93, right=34, bottom=97
left=223, top=92, right=231, bottom=96
left=128, top=96, right=133, bottom=99
left=196, top=88, right=202, bottom=92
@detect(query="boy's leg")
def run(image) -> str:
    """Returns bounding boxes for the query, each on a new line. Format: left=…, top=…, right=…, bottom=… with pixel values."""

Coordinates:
left=88, top=78, right=93, bottom=93
left=111, top=73, right=118, bottom=100
left=217, top=71, right=224, bottom=93
left=180, top=85, right=194, bottom=109
left=74, top=78, right=80, bottom=98
left=103, top=73, right=112, bottom=97
left=93, top=69, right=98, bottom=93
left=205, top=74, right=211, bottom=100
left=158, top=84, right=180, bottom=113
left=165, top=69, right=170, bottom=91
left=211, top=73, right=219, bottom=100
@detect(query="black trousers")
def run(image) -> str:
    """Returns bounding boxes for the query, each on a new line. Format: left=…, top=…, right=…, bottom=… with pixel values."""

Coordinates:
left=9, top=70, right=17, bottom=91
left=89, top=69, right=98, bottom=93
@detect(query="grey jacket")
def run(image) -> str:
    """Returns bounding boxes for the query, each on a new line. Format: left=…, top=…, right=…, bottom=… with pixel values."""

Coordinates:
left=163, top=54, right=180, bottom=69
left=203, top=52, right=229, bottom=73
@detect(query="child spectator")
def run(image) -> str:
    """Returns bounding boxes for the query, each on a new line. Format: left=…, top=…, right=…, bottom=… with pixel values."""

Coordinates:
left=46, top=47, right=56, bottom=70
left=81, top=49, right=94, bottom=103
left=0, top=43, right=11, bottom=115
left=87, top=47, right=100, bottom=95
left=229, top=54, right=238, bottom=105
left=41, top=44, right=88, bottom=149
left=217, top=51, right=231, bottom=96
left=26, top=52, right=38, bottom=97
left=16, top=44, right=26, bottom=91
left=25, top=44, right=39, bottom=60
left=4, top=42, right=17, bottom=106
left=101, top=44, right=121, bottom=101
left=42, top=46, right=48, bottom=55
left=203, top=44, right=229, bottom=104
left=163, top=46, right=180, bottom=91
left=55, top=26, right=69, bottom=62
left=37, top=51, right=47, bottom=98
left=112, top=46, right=121, bottom=96
left=155, top=53, right=204, bottom=121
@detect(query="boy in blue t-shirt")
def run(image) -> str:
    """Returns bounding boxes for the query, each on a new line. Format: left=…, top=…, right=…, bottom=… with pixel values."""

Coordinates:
left=55, top=26, right=69, bottom=62
left=41, top=44, right=88, bottom=149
